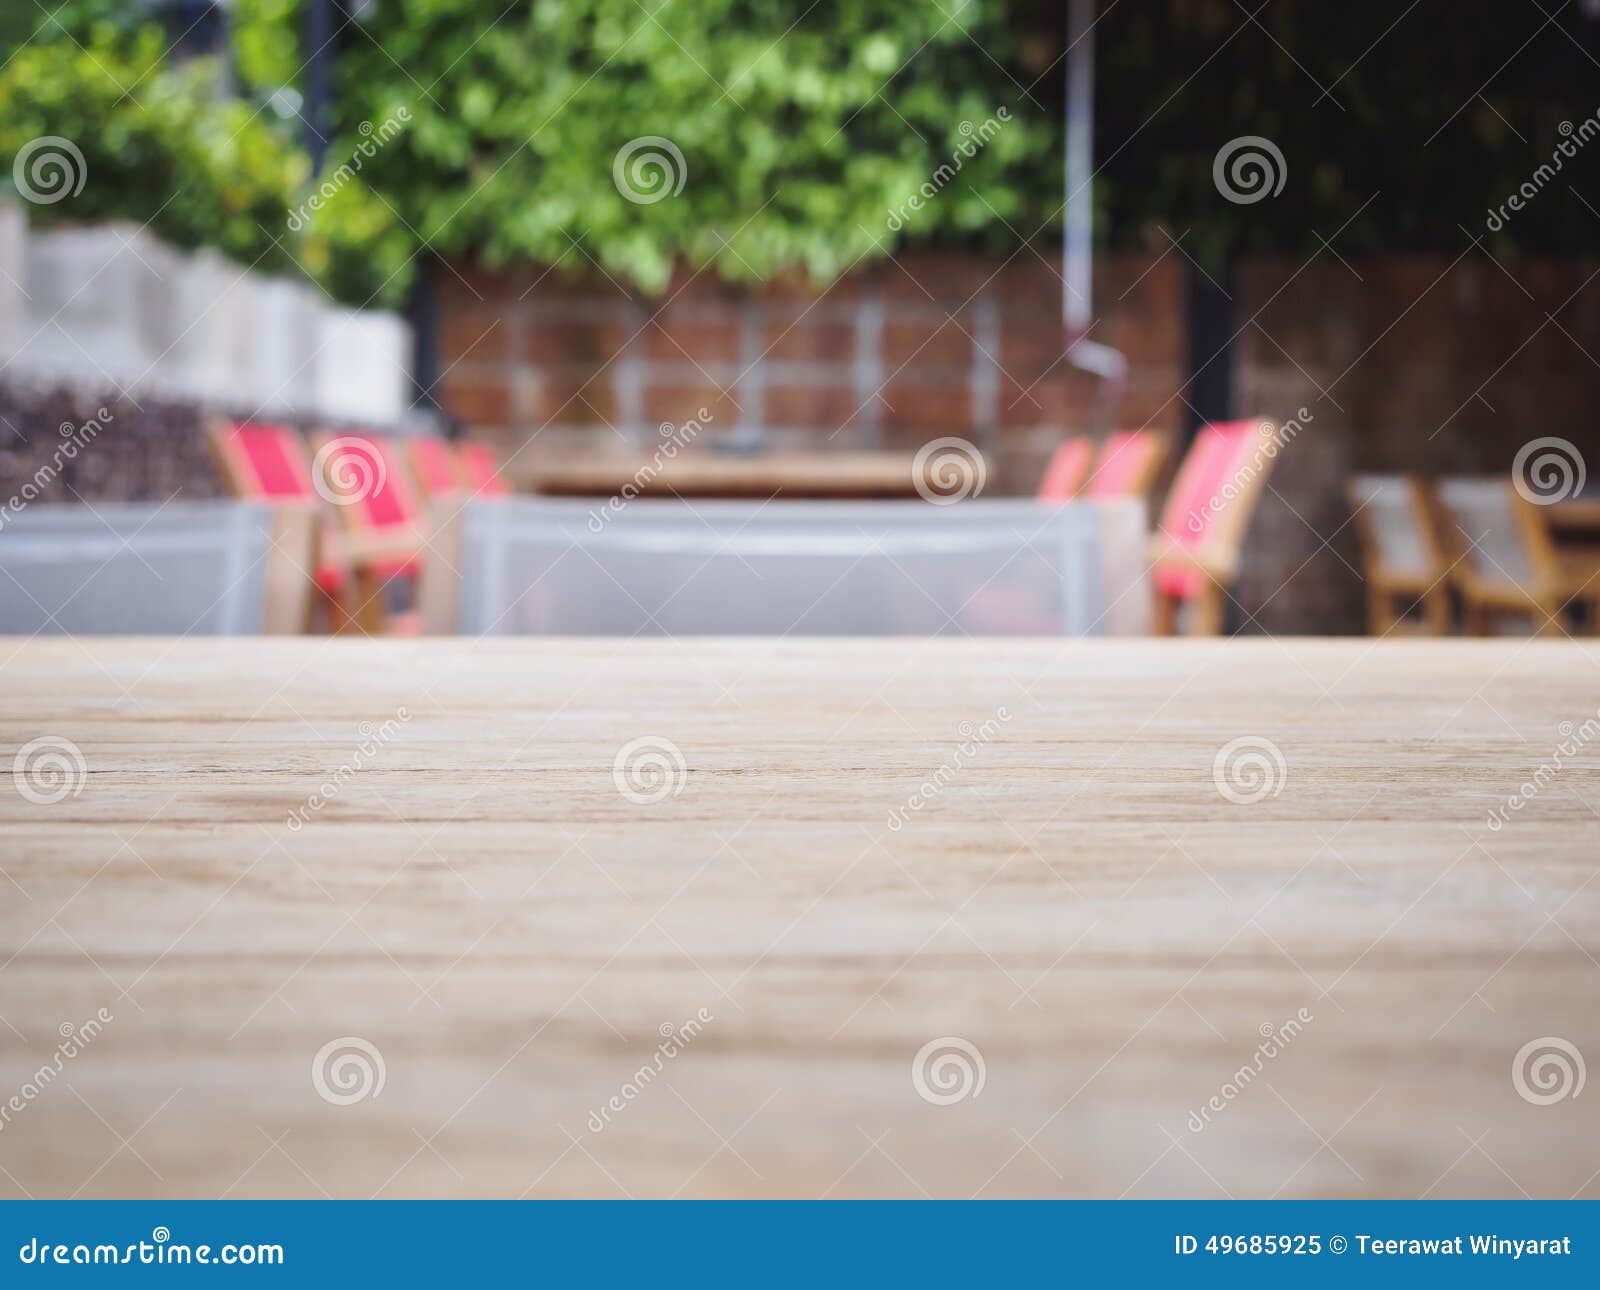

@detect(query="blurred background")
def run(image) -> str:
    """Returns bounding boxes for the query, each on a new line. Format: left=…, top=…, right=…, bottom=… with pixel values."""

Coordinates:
left=3, top=0, right=1600, bottom=635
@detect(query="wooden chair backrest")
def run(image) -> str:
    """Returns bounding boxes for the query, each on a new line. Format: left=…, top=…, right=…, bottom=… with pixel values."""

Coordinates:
left=459, top=442, right=512, bottom=497
left=407, top=436, right=469, bottom=499
left=1036, top=436, right=1095, bottom=500
left=311, top=432, right=425, bottom=533
left=208, top=421, right=318, bottom=502
left=1154, top=419, right=1281, bottom=597
left=1086, top=429, right=1167, bottom=499
left=1432, top=477, right=1556, bottom=593
left=1347, top=474, right=1443, bottom=584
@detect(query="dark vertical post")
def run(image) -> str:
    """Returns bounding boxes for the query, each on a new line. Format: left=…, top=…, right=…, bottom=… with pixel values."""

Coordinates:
left=302, top=0, right=334, bottom=169
left=1182, top=255, right=1236, bottom=441
left=407, top=256, right=443, bottom=420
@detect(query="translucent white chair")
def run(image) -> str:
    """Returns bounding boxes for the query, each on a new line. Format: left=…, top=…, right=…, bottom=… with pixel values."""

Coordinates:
left=1432, top=477, right=1599, bottom=636
left=0, top=501, right=279, bottom=635
left=454, top=497, right=1107, bottom=636
left=1345, top=474, right=1449, bottom=634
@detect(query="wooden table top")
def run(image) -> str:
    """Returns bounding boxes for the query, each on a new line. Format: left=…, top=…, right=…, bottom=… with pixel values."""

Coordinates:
left=1, top=638, right=1597, bottom=1199
left=518, top=450, right=942, bottom=499
left=1549, top=496, right=1600, bottom=533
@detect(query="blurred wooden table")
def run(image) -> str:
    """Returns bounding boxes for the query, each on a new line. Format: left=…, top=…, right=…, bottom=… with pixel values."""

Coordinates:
left=518, top=450, right=938, bottom=499
left=1550, top=496, right=1600, bottom=535
left=1, top=639, right=1597, bottom=1199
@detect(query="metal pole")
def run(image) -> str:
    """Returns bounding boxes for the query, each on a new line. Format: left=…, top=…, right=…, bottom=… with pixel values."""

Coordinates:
left=303, top=0, right=334, bottom=170
left=1061, top=0, right=1127, bottom=432
left=1063, top=0, right=1093, bottom=338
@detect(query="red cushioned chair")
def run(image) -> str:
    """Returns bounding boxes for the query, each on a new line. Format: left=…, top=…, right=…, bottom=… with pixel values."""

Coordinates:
left=1148, top=419, right=1283, bottom=636
left=207, top=421, right=349, bottom=632
left=1036, top=435, right=1095, bottom=501
left=406, top=436, right=471, bottom=500
left=457, top=441, right=512, bottom=497
left=309, top=432, right=428, bottom=635
left=1084, top=429, right=1168, bottom=501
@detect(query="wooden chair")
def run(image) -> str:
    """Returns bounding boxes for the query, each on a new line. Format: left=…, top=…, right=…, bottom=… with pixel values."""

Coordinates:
left=0, top=500, right=313, bottom=635
left=1431, top=477, right=1600, bottom=636
left=1084, top=429, right=1168, bottom=501
left=1148, top=419, right=1283, bottom=636
left=1037, top=435, right=1095, bottom=500
left=207, top=420, right=350, bottom=632
left=309, top=431, right=428, bottom=635
left=1345, top=474, right=1451, bottom=635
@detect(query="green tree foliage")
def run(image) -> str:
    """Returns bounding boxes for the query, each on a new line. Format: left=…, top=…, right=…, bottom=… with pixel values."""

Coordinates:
left=233, top=0, right=1058, bottom=292
left=0, top=10, right=414, bottom=306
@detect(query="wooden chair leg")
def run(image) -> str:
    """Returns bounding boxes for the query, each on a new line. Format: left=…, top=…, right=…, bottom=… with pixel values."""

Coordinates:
left=1365, top=588, right=1397, bottom=635
left=1463, top=597, right=1491, bottom=637
left=1421, top=587, right=1452, bottom=636
left=1535, top=597, right=1568, bottom=637
left=1151, top=588, right=1179, bottom=636
left=354, top=569, right=388, bottom=636
left=1189, top=583, right=1226, bottom=636
left=323, top=585, right=355, bottom=635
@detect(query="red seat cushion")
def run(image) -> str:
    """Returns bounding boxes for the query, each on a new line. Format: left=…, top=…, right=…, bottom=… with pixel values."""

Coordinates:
left=1154, top=420, right=1260, bottom=600
left=459, top=442, right=510, bottom=496
left=231, top=423, right=314, bottom=499
left=1037, top=437, right=1093, bottom=501
left=409, top=437, right=464, bottom=498
left=1086, top=430, right=1157, bottom=498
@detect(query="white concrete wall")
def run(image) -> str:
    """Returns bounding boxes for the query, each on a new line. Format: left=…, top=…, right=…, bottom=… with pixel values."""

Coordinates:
left=0, top=211, right=412, bottom=425
left=315, top=307, right=412, bottom=425
left=0, top=200, right=25, bottom=371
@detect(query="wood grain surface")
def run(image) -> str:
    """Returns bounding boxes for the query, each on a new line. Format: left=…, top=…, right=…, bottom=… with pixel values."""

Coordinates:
left=0, top=638, right=1597, bottom=1199
left=517, top=450, right=938, bottom=498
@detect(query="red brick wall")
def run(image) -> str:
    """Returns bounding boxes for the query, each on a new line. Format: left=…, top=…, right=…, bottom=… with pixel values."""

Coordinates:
left=437, top=251, right=1187, bottom=488
left=440, top=250, right=1600, bottom=635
